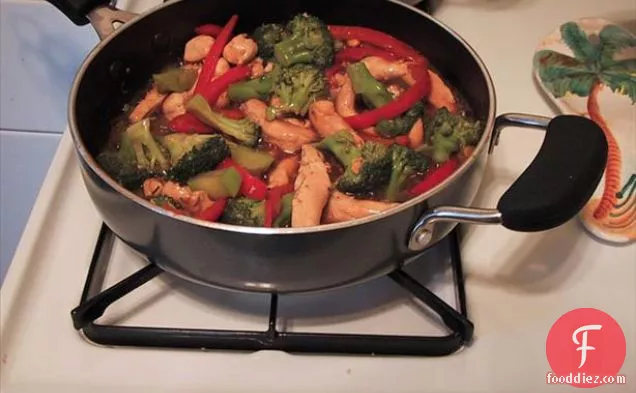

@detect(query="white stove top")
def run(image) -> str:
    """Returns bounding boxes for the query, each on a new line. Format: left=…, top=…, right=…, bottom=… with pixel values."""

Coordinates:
left=1, top=0, right=635, bottom=392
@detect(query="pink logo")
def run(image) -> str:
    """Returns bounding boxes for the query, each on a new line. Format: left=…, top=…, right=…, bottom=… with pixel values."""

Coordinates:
left=546, top=308, right=627, bottom=388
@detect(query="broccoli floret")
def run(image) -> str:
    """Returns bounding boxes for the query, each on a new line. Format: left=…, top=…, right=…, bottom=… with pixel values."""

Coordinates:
left=186, top=94, right=261, bottom=147
left=96, top=149, right=151, bottom=190
left=126, top=118, right=171, bottom=172
left=274, top=13, right=335, bottom=69
left=227, top=64, right=281, bottom=103
left=426, top=108, right=482, bottom=163
left=160, top=133, right=230, bottom=183
left=96, top=119, right=169, bottom=190
left=385, top=144, right=429, bottom=202
left=316, top=130, right=391, bottom=195
left=347, top=62, right=424, bottom=138
left=336, top=142, right=392, bottom=195
left=376, top=102, right=425, bottom=138
left=316, top=130, right=361, bottom=167
left=252, top=23, right=286, bottom=60
left=221, top=197, right=265, bottom=226
left=266, top=63, right=327, bottom=119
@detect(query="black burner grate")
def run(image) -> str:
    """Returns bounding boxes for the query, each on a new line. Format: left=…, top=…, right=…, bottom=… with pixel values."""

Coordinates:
left=71, top=224, right=473, bottom=356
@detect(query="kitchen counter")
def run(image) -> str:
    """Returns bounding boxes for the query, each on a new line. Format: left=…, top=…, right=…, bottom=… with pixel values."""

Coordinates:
left=1, top=0, right=634, bottom=392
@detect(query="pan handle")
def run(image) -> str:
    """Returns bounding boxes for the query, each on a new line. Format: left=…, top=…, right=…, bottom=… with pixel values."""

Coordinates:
left=408, top=113, right=608, bottom=251
left=46, top=0, right=137, bottom=39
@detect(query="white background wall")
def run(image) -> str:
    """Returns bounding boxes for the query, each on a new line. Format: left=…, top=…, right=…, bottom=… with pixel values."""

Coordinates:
left=0, top=0, right=98, bottom=284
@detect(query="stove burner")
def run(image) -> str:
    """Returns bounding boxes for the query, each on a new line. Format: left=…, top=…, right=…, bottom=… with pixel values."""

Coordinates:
left=71, top=225, right=473, bottom=356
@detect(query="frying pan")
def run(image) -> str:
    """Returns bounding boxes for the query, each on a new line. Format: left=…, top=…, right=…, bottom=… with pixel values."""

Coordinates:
left=46, top=0, right=608, bottom=293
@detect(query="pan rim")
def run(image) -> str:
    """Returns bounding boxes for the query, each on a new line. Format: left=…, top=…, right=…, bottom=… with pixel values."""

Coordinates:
left=68, top=0, right=497, bottom=236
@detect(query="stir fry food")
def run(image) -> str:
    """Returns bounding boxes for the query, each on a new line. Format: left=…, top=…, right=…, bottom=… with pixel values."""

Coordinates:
left=97, top=13, right=483, bottom=228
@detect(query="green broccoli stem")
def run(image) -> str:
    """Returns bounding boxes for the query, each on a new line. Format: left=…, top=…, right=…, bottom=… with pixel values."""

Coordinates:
left=386, top=168, right=409, bottom=202
left=227, top=66, right=280, bottom=102
left=186, top=95, right=259, bottom=147
left=274, top=193, right=294, bottom=227
left=316, top=131, right=362, bottom=167
left=274, top=37, right=315, bottom=67
left=227, top=82, right=269, bottom=102
left=346, top=62, right=393, bottom=108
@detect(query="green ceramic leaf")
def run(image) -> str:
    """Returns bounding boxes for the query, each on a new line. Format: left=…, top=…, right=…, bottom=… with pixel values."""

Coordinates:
left=599, top=25, right=636, bottom=63
left=560, top=22, right=599, bottom=62
left=600, top=64, right=636, bottom=104
left=534, top=50, right=596, bottom=97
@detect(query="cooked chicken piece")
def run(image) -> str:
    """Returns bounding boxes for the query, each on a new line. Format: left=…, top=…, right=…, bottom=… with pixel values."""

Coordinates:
left=160, top=65, right=204, bottom=121
left=408, top=118, right=424, bottom=149
left=129, top=87, right=166, bottom=123
left=143, top=178, right=214, bottom=214
left=162, top=92, right=188, bottom=121
left=330, top=72, right=347, bottom=96
left=283, top=118, right=312, bottom=128
left=334, top=76, right=377, bottom=136
left=214, top=58, right=230, bottom=77
left=240, top=99, right=318, bottom=153
left=223, top=34, right=258, bottom=65
left=387, top=83, right=405, bottom=98
left=324, top=191, right=399, bottom=224
left=292, top=145, right=331, bottom=227
left=268, top=155, right=300, bottom=188
left=249, top=57, right=265, bottom=78
left=215, top=91, right=230, bottom=109
left=308, top=100, right=365, bottom=143
left=361, top=56, right=411, bottom=83
left=184, top=35, right=215, bottom=63
left=263, top=62, right=274, bottom=73
left=428, top=69, right=457, bottom=113
left=334, top=75, right=356, bottom=117
left=270, top=96, right=281, bottom=107
left=143, top=178, right=164, bottom=198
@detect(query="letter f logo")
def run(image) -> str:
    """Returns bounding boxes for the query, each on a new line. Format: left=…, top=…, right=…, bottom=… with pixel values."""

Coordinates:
left=572, top=324, right=602, bottom=368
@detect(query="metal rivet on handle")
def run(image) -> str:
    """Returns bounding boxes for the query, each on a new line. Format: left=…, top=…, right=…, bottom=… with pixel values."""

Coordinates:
left=408, top=227, right=433, bottom=251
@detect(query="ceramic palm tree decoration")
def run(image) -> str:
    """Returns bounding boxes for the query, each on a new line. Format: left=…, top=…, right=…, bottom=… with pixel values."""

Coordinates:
left=534, top=18, right=636, bottom=244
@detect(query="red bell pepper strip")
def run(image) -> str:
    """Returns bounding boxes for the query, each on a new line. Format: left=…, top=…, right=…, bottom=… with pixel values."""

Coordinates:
left=328, top=25, right=426, bottom=64
left=217, top=107, right=245, bottom=120
left=264, top=199, right=274, bottom=228
left=193, top=14, right=239, bottom=95
left=395, top=135, right=410, bottom=146
left=408, top=158, right=459, bottom=197
left=335, top=46, right=398, bottom=64
left=199, top=65, right=251, bottom=106
left=169, top=113, right=214, bottom=134
left=343, top=71, right=431, bottom=129
left=218, top=159, right=268, bottom=200
left=195, top=23, right=223, bottom=37
left=196, top=198, right=227, bottom=222
left=264, top=184, right=294, bottom=227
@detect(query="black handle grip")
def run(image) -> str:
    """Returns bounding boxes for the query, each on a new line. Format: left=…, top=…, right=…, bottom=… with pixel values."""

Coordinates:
left=496, top=115, right=608, bottom=232
left=46, top=0, right=109, bottom=25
